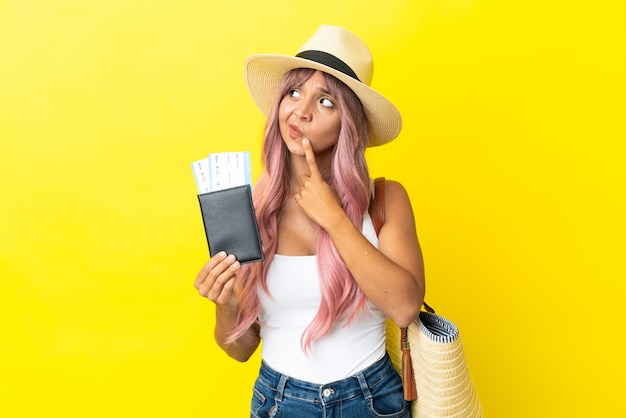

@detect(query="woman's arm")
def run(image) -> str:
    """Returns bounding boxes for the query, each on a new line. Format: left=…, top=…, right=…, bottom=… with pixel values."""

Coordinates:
left=294, top=140, right=425, bottom=326
left=213, top=303, right=260, bottom=362
left=195, top=252, right=261, bottom=361
left=325, top=180, right=424, bottom=327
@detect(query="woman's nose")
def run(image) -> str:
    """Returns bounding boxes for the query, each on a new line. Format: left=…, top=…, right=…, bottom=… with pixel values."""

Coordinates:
left=293, top=101, right=312, bottom=120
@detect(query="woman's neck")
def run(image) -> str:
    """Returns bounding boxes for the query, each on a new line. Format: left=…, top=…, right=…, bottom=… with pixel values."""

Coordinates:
left=288, top=150, right=333, bottom=183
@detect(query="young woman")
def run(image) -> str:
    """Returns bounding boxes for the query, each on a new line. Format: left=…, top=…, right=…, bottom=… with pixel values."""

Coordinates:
left=195, top=25, right=425, bottom=418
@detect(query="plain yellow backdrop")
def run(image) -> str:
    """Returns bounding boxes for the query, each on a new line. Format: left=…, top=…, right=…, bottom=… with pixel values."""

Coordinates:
left=1, top=0, right=624, bottom=416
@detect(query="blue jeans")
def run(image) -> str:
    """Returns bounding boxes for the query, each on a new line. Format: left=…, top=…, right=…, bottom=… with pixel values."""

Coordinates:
left=250, top=353, right=410, bottom=418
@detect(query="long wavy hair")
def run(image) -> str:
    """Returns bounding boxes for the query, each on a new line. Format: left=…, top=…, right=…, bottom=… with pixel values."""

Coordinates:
left=230, top=68, right=371, bottom=352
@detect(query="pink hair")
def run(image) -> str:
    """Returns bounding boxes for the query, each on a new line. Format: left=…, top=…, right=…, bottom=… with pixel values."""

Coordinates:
left=230, top=69, right=371, bottom=352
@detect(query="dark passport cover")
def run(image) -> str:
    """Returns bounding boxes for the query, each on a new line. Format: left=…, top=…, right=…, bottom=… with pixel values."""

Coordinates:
left=197, top=185, right=263, bottom=264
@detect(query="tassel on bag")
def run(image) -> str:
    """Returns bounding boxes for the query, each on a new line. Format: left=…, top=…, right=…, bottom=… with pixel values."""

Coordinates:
left=401, top=327, right=417, bottom=401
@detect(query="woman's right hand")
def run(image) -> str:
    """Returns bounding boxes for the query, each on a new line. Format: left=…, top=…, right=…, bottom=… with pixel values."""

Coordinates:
left=194, top=251, right=241, bottom=308
left=195, top=252, right=260, bottom=362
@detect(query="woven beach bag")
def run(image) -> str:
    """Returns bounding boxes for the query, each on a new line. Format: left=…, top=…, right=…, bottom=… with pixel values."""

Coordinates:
left=385, top=311, right=483, bottom=417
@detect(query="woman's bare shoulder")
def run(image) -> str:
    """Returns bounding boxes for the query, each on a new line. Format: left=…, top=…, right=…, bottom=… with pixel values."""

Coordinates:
left=379, top=179, right=416, bottom=225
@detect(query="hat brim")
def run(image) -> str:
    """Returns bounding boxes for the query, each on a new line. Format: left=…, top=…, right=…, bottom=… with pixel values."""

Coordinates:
left=244, top=54, right=402, bottom=147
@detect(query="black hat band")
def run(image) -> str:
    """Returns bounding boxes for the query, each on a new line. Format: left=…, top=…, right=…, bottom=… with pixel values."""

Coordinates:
left=295, top=50, right=360, bottom=82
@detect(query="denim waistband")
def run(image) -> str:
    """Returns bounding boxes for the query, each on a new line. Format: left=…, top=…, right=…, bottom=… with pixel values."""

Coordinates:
left=257, top=354, right=396, bottom=405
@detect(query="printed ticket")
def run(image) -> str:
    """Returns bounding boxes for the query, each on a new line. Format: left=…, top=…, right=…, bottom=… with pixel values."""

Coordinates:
left=191, top=151, right=251, bottom=193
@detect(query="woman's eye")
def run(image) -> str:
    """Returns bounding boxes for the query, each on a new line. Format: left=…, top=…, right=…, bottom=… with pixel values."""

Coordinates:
left=288, top=89, right=300, bottom=98
left=320, top=98, right=334, bottom=108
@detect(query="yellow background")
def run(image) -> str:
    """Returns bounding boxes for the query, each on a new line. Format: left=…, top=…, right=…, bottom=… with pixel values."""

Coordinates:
left=1, top=0, right=624, bottom=416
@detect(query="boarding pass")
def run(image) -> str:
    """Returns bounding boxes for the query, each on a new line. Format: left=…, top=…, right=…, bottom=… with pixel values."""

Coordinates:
left=191, top=151, right=252, bottom=193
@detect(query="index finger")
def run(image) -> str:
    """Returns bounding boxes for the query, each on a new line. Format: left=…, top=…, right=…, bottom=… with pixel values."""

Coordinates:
left=302, top=138, right=322, bottom=179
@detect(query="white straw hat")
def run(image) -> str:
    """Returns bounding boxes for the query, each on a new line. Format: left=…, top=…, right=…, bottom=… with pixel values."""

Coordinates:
left=244, top=25, right=402, bottom=147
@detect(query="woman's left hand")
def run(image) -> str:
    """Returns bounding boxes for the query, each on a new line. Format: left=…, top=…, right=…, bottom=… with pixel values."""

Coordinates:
left=294, top=138, right=345, bottom=229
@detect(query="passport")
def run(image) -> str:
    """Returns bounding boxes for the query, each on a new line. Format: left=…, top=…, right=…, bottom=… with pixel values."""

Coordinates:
left=192, top=151, right=261, bottom=263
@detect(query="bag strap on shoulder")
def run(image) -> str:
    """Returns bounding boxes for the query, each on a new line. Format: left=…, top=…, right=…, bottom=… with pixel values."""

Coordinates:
left=369, top=177, right=386, bottom=235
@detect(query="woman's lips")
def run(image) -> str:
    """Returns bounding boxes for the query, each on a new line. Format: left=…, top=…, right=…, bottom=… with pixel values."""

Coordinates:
left=288, top=124, right=303, bottom=139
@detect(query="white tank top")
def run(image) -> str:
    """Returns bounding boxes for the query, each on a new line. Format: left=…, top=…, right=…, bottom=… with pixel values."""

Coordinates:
left=257, top=212, right=386, bottom=384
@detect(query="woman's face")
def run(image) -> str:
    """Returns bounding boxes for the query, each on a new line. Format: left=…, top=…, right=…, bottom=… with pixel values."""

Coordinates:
left=278, top=71, right=341, bottom=157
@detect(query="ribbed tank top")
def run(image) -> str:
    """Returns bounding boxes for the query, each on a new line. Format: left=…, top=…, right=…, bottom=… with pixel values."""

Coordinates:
left=257, top=212, right=386, bottom=384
